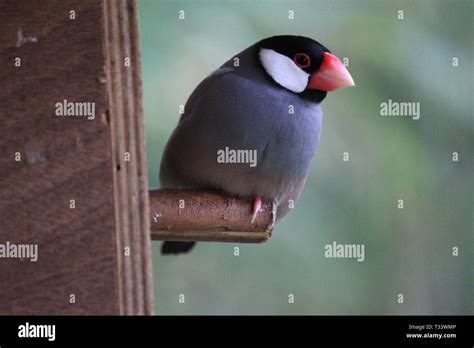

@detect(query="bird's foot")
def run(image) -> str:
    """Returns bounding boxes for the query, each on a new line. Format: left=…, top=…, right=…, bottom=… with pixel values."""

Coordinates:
left=251, top=196, right=262, bottom=223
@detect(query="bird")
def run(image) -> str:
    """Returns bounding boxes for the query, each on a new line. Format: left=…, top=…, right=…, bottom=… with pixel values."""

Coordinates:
left=159, top=35, right=354, bottom=255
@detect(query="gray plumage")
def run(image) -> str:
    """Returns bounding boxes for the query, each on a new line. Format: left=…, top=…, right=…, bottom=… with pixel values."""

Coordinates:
left=158, top=34, right=357, bottom=255
left=160, top=44, right=323, bottom=221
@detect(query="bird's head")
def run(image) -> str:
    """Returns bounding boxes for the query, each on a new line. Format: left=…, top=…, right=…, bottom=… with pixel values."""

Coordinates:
left=258, top=35, right=355, bottom=102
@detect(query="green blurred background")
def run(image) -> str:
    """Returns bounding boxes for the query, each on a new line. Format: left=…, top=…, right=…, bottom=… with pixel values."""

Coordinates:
left=139, top=0, right=473, bottom=314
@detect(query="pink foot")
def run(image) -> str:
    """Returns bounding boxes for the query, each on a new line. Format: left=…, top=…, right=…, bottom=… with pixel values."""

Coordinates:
left=251, top=196, right=262, bottom=223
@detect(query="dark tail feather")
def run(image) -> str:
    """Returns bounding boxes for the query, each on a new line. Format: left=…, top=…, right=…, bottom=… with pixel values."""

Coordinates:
left=161, top=242, right=196, bottom=255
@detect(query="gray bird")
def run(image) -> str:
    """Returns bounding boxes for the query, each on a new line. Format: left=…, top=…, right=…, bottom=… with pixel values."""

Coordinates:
left=160, top=35, right=354, bottom=254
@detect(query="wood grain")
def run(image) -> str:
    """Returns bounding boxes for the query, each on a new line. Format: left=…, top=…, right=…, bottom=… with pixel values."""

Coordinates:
left=104, top=0, right=153, bottom=315
left=150, top=189, right=275, bottom=243
left=0, top=0, right=153, bottom=315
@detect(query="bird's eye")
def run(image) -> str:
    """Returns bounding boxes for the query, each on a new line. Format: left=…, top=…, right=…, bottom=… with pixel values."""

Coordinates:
left=293, top=53, right=311, bottom=68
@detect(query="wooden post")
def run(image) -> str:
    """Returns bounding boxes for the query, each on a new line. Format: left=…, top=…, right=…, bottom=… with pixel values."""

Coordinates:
left=0, top=0, right=278, bottom=316
left=0, top=0, right=153, bottom=315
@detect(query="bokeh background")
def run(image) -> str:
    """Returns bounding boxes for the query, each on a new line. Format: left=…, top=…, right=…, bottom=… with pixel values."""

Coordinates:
left=139, top=0, right=473, bottom=314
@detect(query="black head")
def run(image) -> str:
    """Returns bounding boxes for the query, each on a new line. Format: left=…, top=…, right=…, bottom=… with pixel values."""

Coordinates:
left=257, top=35, right=354, bottom=103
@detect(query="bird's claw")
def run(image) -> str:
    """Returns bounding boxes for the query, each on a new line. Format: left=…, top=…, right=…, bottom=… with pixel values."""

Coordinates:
left=251, top=196, right=262, bottom=223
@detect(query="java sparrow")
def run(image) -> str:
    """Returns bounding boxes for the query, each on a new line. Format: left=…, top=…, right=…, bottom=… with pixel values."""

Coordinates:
left=159, top=35, right=354, bottom=254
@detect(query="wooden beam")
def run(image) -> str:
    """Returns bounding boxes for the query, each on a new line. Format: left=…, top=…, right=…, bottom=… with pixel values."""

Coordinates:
left=104, top=0, right=154, bottom=315
left=0, top=0, right=153, bottom=315
left=149, top=189, right=276, bottom=243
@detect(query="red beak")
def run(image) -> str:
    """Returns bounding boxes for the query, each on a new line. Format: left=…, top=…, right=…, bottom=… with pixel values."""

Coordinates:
left=308, top=52, right=355, bottom=91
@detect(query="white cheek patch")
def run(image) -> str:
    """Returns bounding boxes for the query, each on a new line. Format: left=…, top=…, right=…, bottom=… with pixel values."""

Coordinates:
left=259, top=48, right=310, bottom=93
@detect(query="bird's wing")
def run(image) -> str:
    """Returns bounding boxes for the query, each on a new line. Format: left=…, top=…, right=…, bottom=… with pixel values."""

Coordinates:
left=177, top=67, right=235, bottom=125
left=160, top=66, right=321, bottom=205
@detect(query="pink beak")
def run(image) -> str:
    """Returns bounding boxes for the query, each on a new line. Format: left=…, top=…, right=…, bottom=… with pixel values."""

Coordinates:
left=308, top=52, right=355, bottom=91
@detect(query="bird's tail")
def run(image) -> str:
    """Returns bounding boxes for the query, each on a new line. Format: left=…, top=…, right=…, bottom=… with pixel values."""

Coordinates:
left=161, top=241, right=196, bottom=255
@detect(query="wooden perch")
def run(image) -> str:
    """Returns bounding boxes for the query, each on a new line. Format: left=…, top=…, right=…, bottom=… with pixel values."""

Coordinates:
left=149, top=189, right=276, bottom=243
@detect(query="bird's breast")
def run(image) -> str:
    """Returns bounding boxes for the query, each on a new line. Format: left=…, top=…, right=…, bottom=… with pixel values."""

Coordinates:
left=161, top=72, right=324, bottom=201
left=212, top=75, right=324, bottom=181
